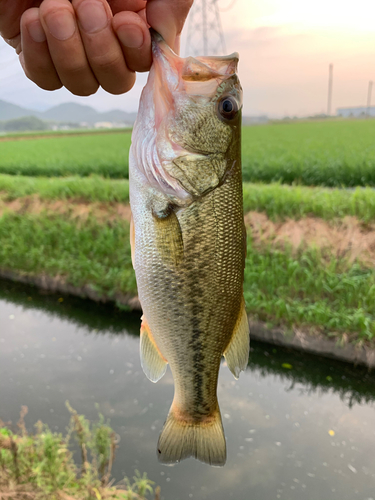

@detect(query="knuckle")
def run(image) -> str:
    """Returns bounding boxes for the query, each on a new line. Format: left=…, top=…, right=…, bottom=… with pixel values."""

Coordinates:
left=90, top=52, right=124, bottom=71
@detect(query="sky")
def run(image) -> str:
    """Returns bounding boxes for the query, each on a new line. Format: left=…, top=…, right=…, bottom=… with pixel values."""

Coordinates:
left=0, top=0, right=375, bottom=117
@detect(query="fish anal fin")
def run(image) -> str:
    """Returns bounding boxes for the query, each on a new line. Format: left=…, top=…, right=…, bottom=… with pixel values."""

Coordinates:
left=223, top=298, right=250, bottom=379
left=157, top=402, right=226, bottom=466
left=140, top=318, right=167, bottom=383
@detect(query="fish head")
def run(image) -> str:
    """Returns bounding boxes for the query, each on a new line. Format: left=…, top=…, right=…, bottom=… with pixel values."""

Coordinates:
left=131, top=30, right=242, bottom=201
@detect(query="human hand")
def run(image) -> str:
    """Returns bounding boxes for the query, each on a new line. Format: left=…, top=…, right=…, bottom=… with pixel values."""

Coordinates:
left=0, top=0, right=193, bottom=95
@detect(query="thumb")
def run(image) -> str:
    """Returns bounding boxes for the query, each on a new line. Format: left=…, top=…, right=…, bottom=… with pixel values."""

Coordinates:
left=146, top=0, right=193, bottom=53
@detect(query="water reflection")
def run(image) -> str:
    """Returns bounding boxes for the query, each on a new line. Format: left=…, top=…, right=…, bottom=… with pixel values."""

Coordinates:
left=1, top=278, right=375, bottom=500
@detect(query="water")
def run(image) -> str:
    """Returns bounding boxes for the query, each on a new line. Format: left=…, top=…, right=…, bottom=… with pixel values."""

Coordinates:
left=1, top=279, right=375, bottom=500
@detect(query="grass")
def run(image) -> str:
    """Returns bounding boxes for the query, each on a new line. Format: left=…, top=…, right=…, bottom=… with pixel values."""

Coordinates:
left=0, top=174, right=130, bottom=203
left=0, top=405, right=159, bottom=500
left=242, top=182, right=375, bottom=222
left=0, top=127, right=131, bottom=139
left=1, top=120, right=375, bottom=186
left=0, top=133, right=131, bottom=178
left=0, top=212, right=136, bottom=299
left=0, top=208, right=374, bottom=341
left=242, top=120, right=375, bottom=187
left=244, top=239, right=375, bottom=341
left=2, top=174, right=375, bottom=222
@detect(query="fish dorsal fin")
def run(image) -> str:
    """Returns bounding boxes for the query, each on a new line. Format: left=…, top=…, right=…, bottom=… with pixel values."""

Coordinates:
left=223, top=298, right=250, bottom=379
left=140, top=317, right=168, bottom=383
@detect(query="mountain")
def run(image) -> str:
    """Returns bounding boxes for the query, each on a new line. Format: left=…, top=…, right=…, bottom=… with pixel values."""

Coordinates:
left=39, top=102, right=137, bottom=124
left=0, top=99, right=137, bottom=124
left=0, top=99, right=37, bottom=120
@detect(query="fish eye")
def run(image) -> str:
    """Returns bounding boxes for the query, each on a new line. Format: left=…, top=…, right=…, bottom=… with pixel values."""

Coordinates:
left=218, top=96, right=238, bottom=121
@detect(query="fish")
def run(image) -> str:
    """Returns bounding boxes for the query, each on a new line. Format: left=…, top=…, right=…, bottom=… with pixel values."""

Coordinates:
left=129, top=30, right=249, bottom=467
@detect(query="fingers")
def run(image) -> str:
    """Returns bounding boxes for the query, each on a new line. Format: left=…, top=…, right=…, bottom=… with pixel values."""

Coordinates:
left=73, top=0, right=136, bottom=93
left=146, top=0, right=193, bottom=53
left=112, top=10, right=151, bottom=72
left=107, top=0, right=147, bottom=16
left=39, top=0, right=99, bottom=96
left=20, top=8, right=62, bottom=90
left=33, top=0, right=136, bottom=96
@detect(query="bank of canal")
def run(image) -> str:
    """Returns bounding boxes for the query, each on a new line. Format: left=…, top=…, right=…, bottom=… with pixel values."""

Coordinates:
left=1, top=279, right=375, bottom=500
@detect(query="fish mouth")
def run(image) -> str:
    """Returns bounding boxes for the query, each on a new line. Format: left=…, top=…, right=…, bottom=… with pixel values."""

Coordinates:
left=150, top=29, right=240, bottom=125
left=150, top=29, right=239, bottom=81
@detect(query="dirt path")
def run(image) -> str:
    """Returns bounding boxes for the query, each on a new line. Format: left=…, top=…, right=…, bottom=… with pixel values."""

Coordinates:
left=0, top=195, right=132, bottom=222
left=0, top=130, right=130, bottom=143
left=2, top=195, right=375, bottom=265
left=245, top=211, right=375, bottom=266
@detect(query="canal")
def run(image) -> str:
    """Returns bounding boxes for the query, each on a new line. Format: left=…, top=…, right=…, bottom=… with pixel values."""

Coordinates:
left=1, top=280, right=374, bottom=500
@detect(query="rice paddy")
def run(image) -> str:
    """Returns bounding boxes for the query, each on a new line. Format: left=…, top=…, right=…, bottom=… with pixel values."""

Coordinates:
left=1, top=119, right=375, bottom=342
left=1, top=120, right=375, bottom=186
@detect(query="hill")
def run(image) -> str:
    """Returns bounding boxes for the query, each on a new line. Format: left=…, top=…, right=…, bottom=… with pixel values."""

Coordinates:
left=0, top=99, right=137, bottom=125
left=0, top=100, right=36, bottom=121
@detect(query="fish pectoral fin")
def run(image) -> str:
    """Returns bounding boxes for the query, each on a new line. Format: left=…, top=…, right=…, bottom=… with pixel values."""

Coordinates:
left=152, top=206, right=184, bottom=266
left=157, top=403, right=226, bottom=466
left=223, top=298, right=250, bottom=379
left=140, top=318, right=168, bottom=383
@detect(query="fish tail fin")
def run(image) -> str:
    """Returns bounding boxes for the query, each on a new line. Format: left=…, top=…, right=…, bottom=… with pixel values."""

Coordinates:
left=157, top=403, right=226, bottom=467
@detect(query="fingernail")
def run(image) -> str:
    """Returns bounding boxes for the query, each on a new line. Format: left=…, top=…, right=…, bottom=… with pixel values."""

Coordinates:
left=117, top=25, right=144, bottom=48
left=27, top=20, right=46, bottom=43
left=45, top=11, right=76, bottom=41
left=77, top=1, right=108, bottom=34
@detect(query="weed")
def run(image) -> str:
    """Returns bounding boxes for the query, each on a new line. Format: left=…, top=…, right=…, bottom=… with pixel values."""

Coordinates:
left=0, top=405, right=158, bottom=500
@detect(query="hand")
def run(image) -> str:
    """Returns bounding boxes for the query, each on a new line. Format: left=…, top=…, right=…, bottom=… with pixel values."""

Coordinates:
left=0, top=0, right=193, bottom=95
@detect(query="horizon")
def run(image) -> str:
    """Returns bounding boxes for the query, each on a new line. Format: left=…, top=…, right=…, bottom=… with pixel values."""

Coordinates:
left=1, top=0, right=374, bottom=118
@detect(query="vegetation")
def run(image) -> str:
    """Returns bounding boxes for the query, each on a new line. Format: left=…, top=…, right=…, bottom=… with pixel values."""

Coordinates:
left=1, top=119, right=375, bottom=343
left=2, top=174, right=375, bottom=223
left=1, top=120, right=375, bottom=186
left=0, top=204, right=374, bottom=341
left=0, top=405, right=159, bottom=500
left=0, top=174, right=130, bottom=203
left=0, top=127, right=131, bottom=140
left=0, top=116, right=49, bottom=133
left=244, top=239, right=375, bottom=341
left=242, top=120, right=375, bottom=187
left=0, top=133, right=131, bottom=178
left=0, top=212, right=136, bottom=299
left=243, top=183, right=375, bottom=221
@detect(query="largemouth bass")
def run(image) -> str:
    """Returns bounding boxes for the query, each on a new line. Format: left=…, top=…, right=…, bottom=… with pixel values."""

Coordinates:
left=129, top=30, right=249, bottom=467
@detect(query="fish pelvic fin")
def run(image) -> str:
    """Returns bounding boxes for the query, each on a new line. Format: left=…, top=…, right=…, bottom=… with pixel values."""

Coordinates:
left=157, top=404, right=226, bottom=467
left=140, top=318, right=168, bottom=383
left=224, top=297, right=250, bottom=379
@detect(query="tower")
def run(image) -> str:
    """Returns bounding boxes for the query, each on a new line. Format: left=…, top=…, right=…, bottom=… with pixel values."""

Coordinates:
left=185, top=0, right=226, bottom=56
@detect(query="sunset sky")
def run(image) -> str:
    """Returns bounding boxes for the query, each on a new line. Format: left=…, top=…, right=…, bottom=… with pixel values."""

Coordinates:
left=0, top=0, right=374, bottom=117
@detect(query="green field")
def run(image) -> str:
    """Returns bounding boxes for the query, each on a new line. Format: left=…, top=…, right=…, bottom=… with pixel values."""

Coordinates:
left=242, top=120, right=375, bottom=187
left=0, top=208, right=374, bottom=341
left=0, top=132, right=130, bottom=178
left=1, top=120, right=375, bottom=186
left=2, top=174, right=375, bottom=222
left=1, top=120, right=375, bottom=344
